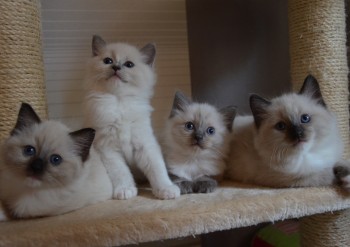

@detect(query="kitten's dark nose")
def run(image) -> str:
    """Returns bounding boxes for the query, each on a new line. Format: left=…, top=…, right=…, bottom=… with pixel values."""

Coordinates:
left=112, top=65, right=121, bottom=71
left=194, top=133, right=204, bottom=142
left=29, top=158, right=46, bottom=174
left=290, top=125, right=304, bottom=140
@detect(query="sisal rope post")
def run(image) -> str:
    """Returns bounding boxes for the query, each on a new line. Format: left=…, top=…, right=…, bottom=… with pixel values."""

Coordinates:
left=300, top=210, right=350, bottom=246
left=0, top=0, right=47, bottom=141
left=288, top=0, right=350, bottom=246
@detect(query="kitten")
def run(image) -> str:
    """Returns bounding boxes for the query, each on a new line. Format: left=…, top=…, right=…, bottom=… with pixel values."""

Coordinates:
left=0, top=103, right=113, bottom=220
left=162, top=91, right=236, bottom=194
left=226, top=75, right=344, bottom=187
left=84, top=35, right=180, bottom=200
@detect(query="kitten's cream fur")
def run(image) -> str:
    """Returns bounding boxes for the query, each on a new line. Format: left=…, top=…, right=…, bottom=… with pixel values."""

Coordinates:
left=84, top=35, right=179, bottom=200
left=163, top=92, right=236, bottom=194
left=226, top=75, right=344, bottom=187
left=0, top=103, right=112, bottom=220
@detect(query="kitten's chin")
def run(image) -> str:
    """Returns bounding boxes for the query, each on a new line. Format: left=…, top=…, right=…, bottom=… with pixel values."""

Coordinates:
left=190, top=142, right=206, bottom=150
left=292, top=139, right=308, bottom=148
left=108, top=73, right=127, bottom=83
left=25, top=177, right=42, bottom=188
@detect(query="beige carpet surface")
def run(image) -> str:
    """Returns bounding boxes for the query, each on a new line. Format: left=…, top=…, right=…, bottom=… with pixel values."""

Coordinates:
left=0, top=181, right=349, bottom=247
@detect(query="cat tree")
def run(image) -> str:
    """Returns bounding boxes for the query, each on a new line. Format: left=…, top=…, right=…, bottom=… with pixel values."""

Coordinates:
left=0, top=0, right=349, bottom=246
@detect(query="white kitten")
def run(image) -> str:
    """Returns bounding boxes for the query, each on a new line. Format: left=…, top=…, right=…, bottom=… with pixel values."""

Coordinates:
left=84, top=35, right=180, bottom=200
left=226, top=75, right=344, bottom=187
left=0, top=103, right=112, bottom=220
left=162, top=92, right=236, bottom=194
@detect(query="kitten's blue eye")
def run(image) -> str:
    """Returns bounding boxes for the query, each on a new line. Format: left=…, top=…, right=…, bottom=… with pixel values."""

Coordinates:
left=124, top=61, right=134, bottom=68
left=275, top=121, right=286, bottom=131
left=103, top=57, right=113, bottom=64
left=185, top=122, right=194, bottom=130
left=301, top=114, right=311, bottom=123
left=207, top=127, right=215, bottom=135
left=50, top=154, right=62, bottom=166
left=23, top=145, right=36, bottom=156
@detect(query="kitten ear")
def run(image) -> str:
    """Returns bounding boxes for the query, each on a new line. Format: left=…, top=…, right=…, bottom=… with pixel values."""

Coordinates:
left=219, top=106, right=237, bottom=132
left=69, top=128, right=96, bottom=162
left=170, top=91, right=192, bottom=118
left=140, top=43, right=156, bottom=66
left=250, top=94, right=271, bottom=128
left=92, top=35, right=106, bottom=56
left=299, top=74, right=326, bottom=107
left=11, top=103, right=41, bottom=135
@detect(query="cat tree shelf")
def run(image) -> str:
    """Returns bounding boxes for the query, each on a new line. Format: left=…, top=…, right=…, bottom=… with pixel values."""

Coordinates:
left=1, top=0, right=350, bottom=246
left=0, top=181, right=349, bottom=246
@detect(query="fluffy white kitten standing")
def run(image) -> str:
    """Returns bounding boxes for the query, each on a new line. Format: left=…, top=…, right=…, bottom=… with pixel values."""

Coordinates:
left=162, top=92, right=236, bottom=194
left=226, top=75, right=345, bottom=187
left=84, top=35, right=180, bottom=200
left=0, top=103, right=112, bottom=220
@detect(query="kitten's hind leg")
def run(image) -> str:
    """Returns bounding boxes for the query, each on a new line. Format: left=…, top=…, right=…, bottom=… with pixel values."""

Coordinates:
left=334, top=160, right=350, bottom=190
left=133, top=136, right=180, bottom=199
left=193, top=176, right=218, bottom=193
left=100, top=149, right=137, bottom=199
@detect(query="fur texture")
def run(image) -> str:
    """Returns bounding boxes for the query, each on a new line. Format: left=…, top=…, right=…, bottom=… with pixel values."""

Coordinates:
left=0, top=103, right=112, bottom=220
left=163, top=92, right=236, bottom=194
left=226, top=75, right=344, bottom=187
left=84, top=35, right=179, bottom=200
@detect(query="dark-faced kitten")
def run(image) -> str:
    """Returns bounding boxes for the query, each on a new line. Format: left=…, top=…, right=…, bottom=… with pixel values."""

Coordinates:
left=0, top=103, right=112, bottom=220
left=162, top=92, right=236, bottom=194
left=226, top=75, right=344, bottom=187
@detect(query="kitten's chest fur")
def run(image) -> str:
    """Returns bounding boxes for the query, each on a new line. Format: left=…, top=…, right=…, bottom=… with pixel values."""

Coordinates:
left=86, top=92, right=152, bottom=126
left=85, top=91, right=153, bottom=162
left=166, top=146, right=224, bottom=181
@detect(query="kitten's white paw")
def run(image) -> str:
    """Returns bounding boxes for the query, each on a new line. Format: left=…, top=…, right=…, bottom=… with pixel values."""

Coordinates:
left=153, top=184, right=180, bottom=200
left=113, top=187, right=138, bottom=200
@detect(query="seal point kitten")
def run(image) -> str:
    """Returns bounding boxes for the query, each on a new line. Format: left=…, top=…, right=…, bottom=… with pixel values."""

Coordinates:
left=84, top=35, right=180, bottom=200
left=163, top=91, right=236, bottom=194
left=0, top=103, right=112, bottom=220
left=226, top=75, right=344, bottom=187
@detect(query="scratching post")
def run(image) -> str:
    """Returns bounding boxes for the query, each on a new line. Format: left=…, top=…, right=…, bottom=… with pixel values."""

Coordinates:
left=288, top=0, right=350, bottom=246
left=0, top=0, right=47, bottom=140
left=300, top=210, right=350, bottom=246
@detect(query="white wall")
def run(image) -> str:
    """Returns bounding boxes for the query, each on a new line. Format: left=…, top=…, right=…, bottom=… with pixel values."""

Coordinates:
left=41, top=0, right=191, bottom=130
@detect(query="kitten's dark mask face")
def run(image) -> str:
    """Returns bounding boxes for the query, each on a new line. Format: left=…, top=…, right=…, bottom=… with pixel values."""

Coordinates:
left=3, top=103, right=96, bottom=188
left=272, top=113, right=312, bottom=146
left=250, top=75, right=334, bottom=166
left=184, top=121, right=216, bottom=149
left=21, top=145, right=63, bottom=184
left=169, top=91, right=236, bottom=150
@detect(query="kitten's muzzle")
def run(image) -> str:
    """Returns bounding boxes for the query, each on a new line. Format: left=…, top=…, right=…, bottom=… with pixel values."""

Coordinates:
left=288, top=125, right=305, bottom=142
left=194, top=133, right=204, bottom=142
left=112, top=65, right=121, bottom=71
left=28, top=158, right=46, bottom=175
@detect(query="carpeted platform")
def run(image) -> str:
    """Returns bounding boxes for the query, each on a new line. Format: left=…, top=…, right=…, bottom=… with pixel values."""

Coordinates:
left=0, top=181, right=349, bottom=247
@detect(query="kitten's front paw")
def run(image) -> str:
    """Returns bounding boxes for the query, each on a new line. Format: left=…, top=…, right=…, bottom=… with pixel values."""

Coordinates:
left=153, top=184, right=180, bottom=200
left=193, top=177, right=218, bottom=193
left=113, top=187, right=138, bottom=200
left=177, top=180, right=194, bottom=194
